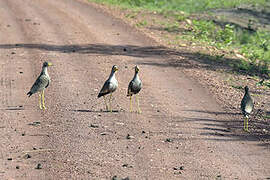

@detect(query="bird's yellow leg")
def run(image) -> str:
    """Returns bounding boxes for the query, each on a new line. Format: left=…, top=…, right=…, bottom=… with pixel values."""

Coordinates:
left=135, top=95, right=141, bottom=114
left=130, top=96, right=133, bottom=112
left=243, top=117, right=246, bottom=130
left=243, top=117, right=249, bottom=132
left=246, top=117, right=249, bottom=132
left=109, top=93, right=112, bottom=112
left=42, top=90, right=46, bottom=110
left=103, top=96, right=108, bottom=111
left=39, top=93, right=42, bottom=109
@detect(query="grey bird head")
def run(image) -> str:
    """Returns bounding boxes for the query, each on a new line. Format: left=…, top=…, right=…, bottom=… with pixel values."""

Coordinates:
left=244, top=86, right=249, bottom=92
left=135, top=65, right=139, bottom=73
left=43, top=61, right=53, bottom=67
left=112, top=65, right=118, bottom=72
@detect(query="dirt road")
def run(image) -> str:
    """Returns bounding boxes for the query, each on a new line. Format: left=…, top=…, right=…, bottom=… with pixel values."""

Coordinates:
left=0, top=0, right=269, bottom=179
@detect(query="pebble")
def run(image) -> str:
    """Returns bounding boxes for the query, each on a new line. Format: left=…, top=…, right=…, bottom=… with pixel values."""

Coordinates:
left=165, top=138, right=173, bottom=142
left=35, top=163, right=42, bottom=169
left=122, top=164, right=133, bottom=168
left=126, top=134, right=134, bottom=139
left=89, top=124, right=99, bottom=128
left=112, top=176, right=130, bottom=180
left=23, top=153, right=31, bottom=159
left=112, top=176, right=120, bottom=180
left=216, top=175, right=222, bottom=180
left=28, top=122, right=41, bottom=126
left=7, top=158, right=12, bottom=161
left=173, top=166, right=184, bottom=174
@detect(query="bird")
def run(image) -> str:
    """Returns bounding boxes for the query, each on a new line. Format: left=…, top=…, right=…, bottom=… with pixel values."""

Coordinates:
left=127, top=65, right=142, bottom=113
left=98, top=65, right=118, bottom=112
left=241, top=86, right=254, bottom=131
left=27, top=61, right=53, bottom=110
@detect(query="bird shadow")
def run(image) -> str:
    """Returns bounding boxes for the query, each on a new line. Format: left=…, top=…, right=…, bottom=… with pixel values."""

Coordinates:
left=182, top=114, right=270, bottom=147
left=70, top=109, right=120, bottom=113
left=3, top=106, right=25, bottom=111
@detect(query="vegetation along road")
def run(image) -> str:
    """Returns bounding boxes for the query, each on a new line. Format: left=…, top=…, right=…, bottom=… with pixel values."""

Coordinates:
left=0, top=0, right=269, bottom=179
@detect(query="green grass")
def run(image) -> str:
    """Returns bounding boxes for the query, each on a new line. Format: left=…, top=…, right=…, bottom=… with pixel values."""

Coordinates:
left=90, top=0, right=270, bottom=77
left=182, top=19, right=270, bottom=76
left=136, top=20, right=148, bottom=27
left=91, top=0, right=267, bottom=14
left=264, top=114, right=270, bottom=119
left=164, top=22, right=179, bottom=33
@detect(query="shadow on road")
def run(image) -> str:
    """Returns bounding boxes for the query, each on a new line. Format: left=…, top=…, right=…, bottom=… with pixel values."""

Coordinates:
left=184, top=109, right=241, bottom=116
left=0, top=43, right=266, bottom=78
left=0, top=43, right=268, bottom=145
left=182, top=109, right=270, bottom=147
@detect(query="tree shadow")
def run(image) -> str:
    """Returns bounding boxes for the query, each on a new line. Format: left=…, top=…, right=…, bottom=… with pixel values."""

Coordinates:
left=202, top=127, right=231, bottom=133
left=184, top=109, right=241, bottom=116
left=152, top=110, right=269, bottom=146
left=212, top=6, right=270, bottom=30
left=0, top=43, right=171, bottom=58
left=137, top=52, right=268, bottom=78
left=181, top=109, right=270, bottom=146
left=0, top=43, right=267, bottom=78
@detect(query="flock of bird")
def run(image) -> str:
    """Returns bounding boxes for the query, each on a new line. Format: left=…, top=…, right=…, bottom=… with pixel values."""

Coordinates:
left=27, top=62, right=142, bottom=113
left=27, top=61, right=253, bottom=131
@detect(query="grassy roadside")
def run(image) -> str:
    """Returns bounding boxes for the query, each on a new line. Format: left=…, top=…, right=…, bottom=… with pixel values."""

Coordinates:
left=91, top=0, right=270, bottom=80
left=91, top=0, right=267, bottom=13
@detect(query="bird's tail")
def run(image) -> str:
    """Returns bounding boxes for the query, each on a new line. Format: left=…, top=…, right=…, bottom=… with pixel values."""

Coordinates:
left=127, top=89, right=132, bottom=97
left=98, top=92, right=107, bottom=98
left=27, top=91, right=33, bottom=97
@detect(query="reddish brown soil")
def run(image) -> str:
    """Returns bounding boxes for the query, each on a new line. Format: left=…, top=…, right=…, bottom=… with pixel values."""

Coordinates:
left=0, top=0, right=269, bottom=179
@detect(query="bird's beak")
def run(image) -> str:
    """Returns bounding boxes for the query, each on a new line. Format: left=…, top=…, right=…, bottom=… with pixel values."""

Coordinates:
left=115, top=67, right=118, bottom=71
left=48, top=62, right=53, bottom=66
